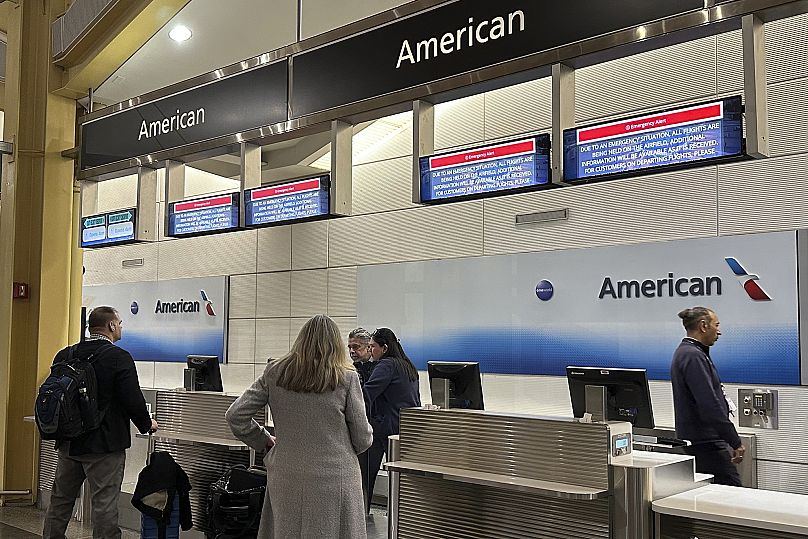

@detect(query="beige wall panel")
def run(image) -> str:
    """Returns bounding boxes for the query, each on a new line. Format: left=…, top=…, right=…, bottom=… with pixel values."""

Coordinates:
left=255, top=318, right=291, bottom=362
left=227, top=319, right=256, bottom=364
left=300, top=0, right=414, bottom=39
left=289, top=316, right=358, bottom=345
left=256, top=272, right=292, bottom=318
left=330, top=201, right=484, bottom=267
left=291, top=269, right=328, bottom=317
left=483, top=167, right=718, bottom=256
left=768, top=78, right=808, bottom=157
left=724, top=384, right=808, bottom=464
left=95, top=174, right=138, bottom=213
left=718, top=154, right=808, bottom=235
left=83, top=242, right=159, bottom=285
left=354, top=112, right=413, bottom=165
left=575, top=37, right=716, bottom=123
left=766, top=13, right=808, bottom=84
left=229, top=274, right=257, bottom=319
left=758, top=461, right=808, bottom=495
left=716, top=29, right=744, bottom=94
left=481, top=374, right=572, bottom=417
left=157, top=230, right=258, bottom=280
left=221, top=363, right=258, bottom=395
left=257, top=225, right=292, bottom=272
left=328, top=266, right=357, bottom=317
left=154, top=362, right=185, bottom=390
left=135, top=361, right=155, bottom=389
left=435, top=94, right=486, bottom=151
left=353, top=156, right=418, bottom=216
left=484, top=77, right=552, bottom=141
left=292, top=220, right=328, bottom=270
left=333, top=316, right=359, bottom=343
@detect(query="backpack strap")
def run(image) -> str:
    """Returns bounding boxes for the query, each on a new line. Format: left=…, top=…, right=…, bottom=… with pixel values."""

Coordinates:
left=86, top=342, right=116, bottom=364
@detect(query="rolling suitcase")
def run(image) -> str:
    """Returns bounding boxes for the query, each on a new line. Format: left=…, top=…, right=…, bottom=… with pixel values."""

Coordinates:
left=138, top=432, right=182, bottom=539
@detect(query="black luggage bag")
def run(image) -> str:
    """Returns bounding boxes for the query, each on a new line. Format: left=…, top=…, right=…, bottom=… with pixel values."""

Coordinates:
left=206, top=465, right=267, bottom=539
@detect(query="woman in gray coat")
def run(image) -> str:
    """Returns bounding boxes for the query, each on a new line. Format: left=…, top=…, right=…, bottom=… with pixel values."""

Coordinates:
left=225, top=314, right=374, bottom=538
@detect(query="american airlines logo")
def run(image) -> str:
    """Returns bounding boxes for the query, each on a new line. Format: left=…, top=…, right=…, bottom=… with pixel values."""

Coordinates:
left=724, top=258, right=771, bottom=301
left=200, top=290, right=216, bottom=316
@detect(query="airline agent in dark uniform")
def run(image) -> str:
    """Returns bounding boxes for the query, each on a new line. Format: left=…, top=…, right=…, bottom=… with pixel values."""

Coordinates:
left=362, top=328, right=421, bottom=513
left=671, top=307, right=745, bottom=486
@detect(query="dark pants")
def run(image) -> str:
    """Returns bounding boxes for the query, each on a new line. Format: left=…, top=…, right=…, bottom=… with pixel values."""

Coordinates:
left=365, top=437, right=387, bottom=511
left=43, top=449, right=126, bottom=539
left=688, top=444, right=742, bottom=486
left=358, top=449, right=371, bottom=514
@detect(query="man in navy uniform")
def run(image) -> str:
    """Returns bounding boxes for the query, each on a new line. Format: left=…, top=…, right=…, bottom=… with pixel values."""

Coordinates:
left=671, top=307, right=745, bottom=486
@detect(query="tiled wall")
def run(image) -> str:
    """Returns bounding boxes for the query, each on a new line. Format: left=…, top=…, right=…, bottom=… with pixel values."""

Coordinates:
left=83, top=14, right=808, bottom=494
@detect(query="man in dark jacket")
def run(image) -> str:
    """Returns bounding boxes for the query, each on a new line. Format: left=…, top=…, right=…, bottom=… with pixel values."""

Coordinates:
left=347, top=327, right=376, bottom=515
left=671, top=307, right=745, bottom=486
left=43, top=306, right=158, bottom=539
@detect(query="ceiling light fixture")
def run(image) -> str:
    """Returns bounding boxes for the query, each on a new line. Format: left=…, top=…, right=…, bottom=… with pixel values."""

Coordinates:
left=169, top=25, right=192, bottom=42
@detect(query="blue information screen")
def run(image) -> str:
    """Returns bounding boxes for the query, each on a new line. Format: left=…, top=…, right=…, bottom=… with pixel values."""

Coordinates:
left=564, top=96, right=743, bottom=182
left=81, top=208, right=137, bottom=248
left=168, top=193, right=240, bottom=237
left=245, top=176, right=330, bottom=227
left=419, top=135, right=550, bottom=202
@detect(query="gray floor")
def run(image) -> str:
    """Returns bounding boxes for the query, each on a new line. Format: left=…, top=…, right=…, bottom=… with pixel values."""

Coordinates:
left=0, top=504, right=388, bottom=538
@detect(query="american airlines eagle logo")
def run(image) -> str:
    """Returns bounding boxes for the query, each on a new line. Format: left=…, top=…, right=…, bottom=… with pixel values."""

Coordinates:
left=724, top=258, right=771, bottom=301
left=200, top=290, right=216, bottom=316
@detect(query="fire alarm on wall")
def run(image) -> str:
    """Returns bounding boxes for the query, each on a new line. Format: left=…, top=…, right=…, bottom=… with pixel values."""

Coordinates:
left=12, top=282, right=29, bottom=299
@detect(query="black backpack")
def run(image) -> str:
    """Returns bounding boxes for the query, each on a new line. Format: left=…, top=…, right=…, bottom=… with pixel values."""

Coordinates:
left=35, top=343, right=113, bottom=440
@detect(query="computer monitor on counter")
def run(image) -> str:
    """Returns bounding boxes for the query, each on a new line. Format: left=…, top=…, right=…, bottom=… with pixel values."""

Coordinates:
left=566, top=366, right=655, bottom=428
left=186, top=355, right=223, bottom=392
left=427, top=361, right=484, bottom=410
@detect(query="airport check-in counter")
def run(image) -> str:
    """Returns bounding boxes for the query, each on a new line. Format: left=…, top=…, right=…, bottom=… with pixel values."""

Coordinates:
left=385, top=408, right=808, bottom=539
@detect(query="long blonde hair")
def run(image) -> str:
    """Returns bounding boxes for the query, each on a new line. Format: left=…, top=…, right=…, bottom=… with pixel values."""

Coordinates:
left=272, top=314, right=354, bottom=393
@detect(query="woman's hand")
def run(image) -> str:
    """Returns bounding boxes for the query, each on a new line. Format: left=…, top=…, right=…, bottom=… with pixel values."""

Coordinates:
left=266, top=434, right=276, bottom=452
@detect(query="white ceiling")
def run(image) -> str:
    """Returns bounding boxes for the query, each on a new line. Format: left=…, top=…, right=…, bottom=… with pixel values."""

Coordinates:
left=93, top=0, right=298, bottom=105
left=93, top=0, right=414, bottom=107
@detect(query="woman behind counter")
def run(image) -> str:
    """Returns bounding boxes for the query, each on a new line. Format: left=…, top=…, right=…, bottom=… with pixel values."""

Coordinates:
left=363, top=327, right=421, bottom=512
left=225, top=314, right=373, bottom=539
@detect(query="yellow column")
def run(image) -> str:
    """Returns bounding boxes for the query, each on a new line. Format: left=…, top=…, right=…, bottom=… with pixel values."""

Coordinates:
left=0, top=0, right=77, bottom=498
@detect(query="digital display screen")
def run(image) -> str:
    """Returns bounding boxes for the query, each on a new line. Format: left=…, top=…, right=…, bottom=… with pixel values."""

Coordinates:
left=615, top=437, right=629, bottom=449
left=563, top=96, right=744, bottom=182
left=81, top=208, right=137, bottom=248
left=168, top=193, right=240, bottom=237
left=419, top=134, right=551, bottom=203
left=245, top=175, right=330, bottom=227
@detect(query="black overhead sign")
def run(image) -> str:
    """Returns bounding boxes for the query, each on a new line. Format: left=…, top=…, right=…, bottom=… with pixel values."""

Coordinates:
left=291, top=0, right=703, bottom=118
left=81, top=60, right=288, bottom=170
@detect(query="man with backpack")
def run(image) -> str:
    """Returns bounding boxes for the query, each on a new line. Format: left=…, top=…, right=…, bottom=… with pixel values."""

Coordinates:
left=40, top=306, right=158, bottom=539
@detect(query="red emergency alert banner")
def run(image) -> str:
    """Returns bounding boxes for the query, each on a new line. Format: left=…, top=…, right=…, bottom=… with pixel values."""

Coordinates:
left=174, top=194, right=233, bottom=213
left=430, top=139, right=536, bottom=169
left=577, top=102, right=724, bottom=144
left=251, top=178, right=321, bottom=200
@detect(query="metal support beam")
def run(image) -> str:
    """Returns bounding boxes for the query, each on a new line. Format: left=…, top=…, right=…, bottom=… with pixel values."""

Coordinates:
left=412, top=99, right=434, bottom=203
left=136, top=167, right=158, bottom=241
left=240, top=143, right=262, bottom=227
left=742, top=13, right=769, bottom=159
left=163, top=160, right=186, bottom=236
left=552, top=63, right=575, bottom=184
left=330, top=120, right=353, bottom=216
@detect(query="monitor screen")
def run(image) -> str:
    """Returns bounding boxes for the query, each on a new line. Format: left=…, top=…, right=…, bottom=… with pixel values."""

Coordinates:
left=419, top=134, right=551, bottom=203
left=245, top=175, right=331, bottom=227
left=566, top=366, right=654, bottom=428
left=168, top=193, right=240, bottom=237
left=187, top=355, right=223, bottom=392
left=427, top=361, right=484, bottom=410
left=563, top=95, right=744, bottom=182
left=81, top=208, right=137, bottom=248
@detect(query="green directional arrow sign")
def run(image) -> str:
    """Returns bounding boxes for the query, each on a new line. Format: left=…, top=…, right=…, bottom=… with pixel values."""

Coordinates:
left=84, top=216, right=105, bottom=228
left=108, top=211, right=133, bottom=224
